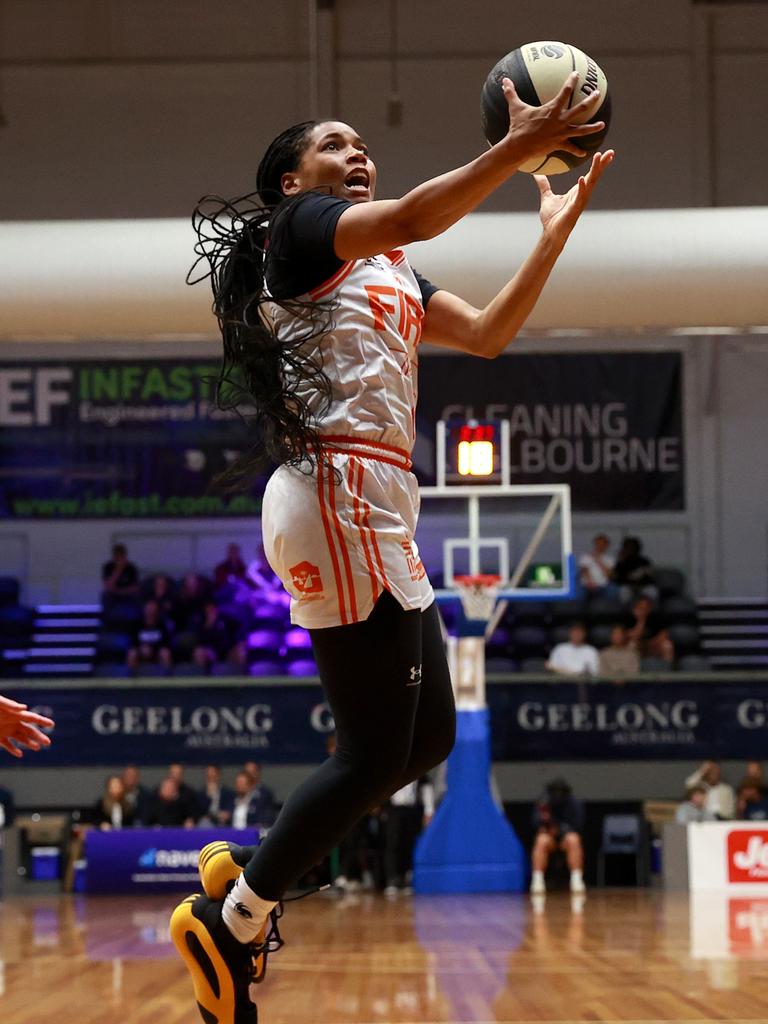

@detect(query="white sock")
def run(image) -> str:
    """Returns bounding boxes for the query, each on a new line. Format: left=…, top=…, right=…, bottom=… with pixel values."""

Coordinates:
left=571, top=869, right=583, bottom=885
left=532, top=870, right=544, bottom=885
left=221, top=874, right=277, bottom=944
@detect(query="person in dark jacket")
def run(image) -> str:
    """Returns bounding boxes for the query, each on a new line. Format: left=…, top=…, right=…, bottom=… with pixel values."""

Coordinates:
left=530, top=778, right=585, bottom=895
left=197, top=764, right=236, bottom=826
left=146, top=777, right=195, bottom=828
left=230, top=769, right=277, bottom=829
left=121, top=764, right=152, bottom=825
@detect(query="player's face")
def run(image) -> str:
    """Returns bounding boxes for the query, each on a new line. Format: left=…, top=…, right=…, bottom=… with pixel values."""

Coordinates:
left=282, top=121, right=377, bottom=204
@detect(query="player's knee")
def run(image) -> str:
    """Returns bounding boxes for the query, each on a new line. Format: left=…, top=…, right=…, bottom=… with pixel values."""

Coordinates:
left=337, top=742, right=411, bottom=802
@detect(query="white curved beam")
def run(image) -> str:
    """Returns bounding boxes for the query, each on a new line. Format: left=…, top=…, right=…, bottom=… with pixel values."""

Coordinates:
left=0, top=208, right=766, bottom=341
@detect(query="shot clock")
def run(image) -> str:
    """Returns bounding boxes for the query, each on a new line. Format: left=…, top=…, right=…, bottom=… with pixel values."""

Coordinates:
left=438, top=420, right=510, bottom=486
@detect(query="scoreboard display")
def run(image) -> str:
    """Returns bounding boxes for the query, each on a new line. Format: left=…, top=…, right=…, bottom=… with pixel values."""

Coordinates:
left=445, top=420, right=503, bottom=483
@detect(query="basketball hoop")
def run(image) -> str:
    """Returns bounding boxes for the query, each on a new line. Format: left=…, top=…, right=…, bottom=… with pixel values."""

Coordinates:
left=453, top=574, right=502, bottom=622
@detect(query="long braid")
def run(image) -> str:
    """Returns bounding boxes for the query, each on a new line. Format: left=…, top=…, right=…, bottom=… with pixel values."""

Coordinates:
left=188, top=120, right=335, bottom=489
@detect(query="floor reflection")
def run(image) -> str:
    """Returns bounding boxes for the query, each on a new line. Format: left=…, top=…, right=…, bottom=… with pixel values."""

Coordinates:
left=1, top=888, right=768, bottom=1023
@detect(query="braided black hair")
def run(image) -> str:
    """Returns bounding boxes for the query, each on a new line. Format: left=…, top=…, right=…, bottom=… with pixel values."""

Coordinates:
left=189, top=120, right=336, bottom=489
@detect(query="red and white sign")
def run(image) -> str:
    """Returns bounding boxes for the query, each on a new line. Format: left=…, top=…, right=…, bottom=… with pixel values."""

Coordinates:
left=728, top=831, right=768, bottom=883
left=687, top=822, right=768, bottom=893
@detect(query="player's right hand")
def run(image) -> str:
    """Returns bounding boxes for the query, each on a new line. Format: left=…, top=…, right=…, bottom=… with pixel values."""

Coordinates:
left=501, top=72, right=605, bottom=161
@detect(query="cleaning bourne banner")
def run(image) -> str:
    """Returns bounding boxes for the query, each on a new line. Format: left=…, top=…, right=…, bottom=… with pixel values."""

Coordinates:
left=415, top=351, right=684, bottom=511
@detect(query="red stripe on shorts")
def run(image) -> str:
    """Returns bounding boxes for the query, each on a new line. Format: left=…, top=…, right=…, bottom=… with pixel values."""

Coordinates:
left=350, top=459, right=381, bottom=604
left=327, top=456, right=358, bottom=622
left=358, top=466, right=389, bottom=591
left=317, top=457, right=348, bottom=624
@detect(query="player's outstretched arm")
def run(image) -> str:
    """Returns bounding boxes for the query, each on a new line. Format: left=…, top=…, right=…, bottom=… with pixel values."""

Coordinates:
left=0, top=694, right=54, bottom=758
left=421, top=150, right=614, bottom=358
left=334, top=74, right=604, bottom=260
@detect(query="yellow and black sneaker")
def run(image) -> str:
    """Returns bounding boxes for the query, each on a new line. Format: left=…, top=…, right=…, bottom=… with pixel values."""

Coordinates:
left=170, top=893, right=283, bottom=1024
left=198, top=841, right=258, bottom=900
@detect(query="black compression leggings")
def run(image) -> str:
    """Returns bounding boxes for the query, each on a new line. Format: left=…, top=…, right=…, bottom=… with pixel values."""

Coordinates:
left=243, top=591, right=455, bottom=900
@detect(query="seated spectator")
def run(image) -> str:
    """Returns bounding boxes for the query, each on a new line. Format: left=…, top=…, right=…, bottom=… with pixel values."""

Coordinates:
left=628, top=596, right=674, bottom=665
left=214, top=543, right=254, bottom=593
left=168, top=763, right=200, bottom=823
left=175, top=572, right=212, bottom=631
left=530, top=778, right=585, bottom=894
left=685, top=760, right=735, bottom=820
left=146, top=777, right=196, bottom=828
left=231, top=767, right=277, bottom=829
left=146, top=573, right=178, bottom=621
left=546, top=622, right=599, bottom=678
left=744, top=760, right=765, bottom=786
left=121, top=764, right=152, bottom=824
left=101, top=543, right=139, bottom=598
left=612, top=536, right=657, bottom=603
left=598, top=624, right=640, bottom=680
left=736, top=780, right=768, bottom=821
left=127, top=600, right=173, bottom=674
left=675, top=784, right=716, bottom=824
left=246, top=761, right=277, bottom=825
left=93, top=774, right=134, bottom=830
left=197, top=764, right=235, bottom=826
left=578, top=533, right=616, bottom=597
left=193, top=602, right=246, bottom=672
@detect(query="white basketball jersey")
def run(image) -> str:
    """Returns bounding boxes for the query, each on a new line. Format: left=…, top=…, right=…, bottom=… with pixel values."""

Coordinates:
left=265, top=248, right=424, bottom=455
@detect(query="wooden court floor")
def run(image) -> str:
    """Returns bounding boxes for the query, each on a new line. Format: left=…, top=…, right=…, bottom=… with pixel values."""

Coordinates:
left=1, top=888, right=767, bottom=1024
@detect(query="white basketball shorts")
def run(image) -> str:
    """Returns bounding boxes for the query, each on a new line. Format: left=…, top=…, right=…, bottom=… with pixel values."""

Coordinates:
left=261, top=438, right=434, bottom=629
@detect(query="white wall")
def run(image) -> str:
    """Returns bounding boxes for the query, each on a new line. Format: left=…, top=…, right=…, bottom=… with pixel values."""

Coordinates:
left=2, top=334, right=767, bottom=604
left=0, top=0, right=766, bottom=219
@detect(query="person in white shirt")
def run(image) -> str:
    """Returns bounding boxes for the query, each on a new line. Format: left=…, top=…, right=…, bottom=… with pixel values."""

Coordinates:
left=546, top=623, right=599, bottom=678
left=675, top=785, right=717, bottom=824
left=578, top=533, right=616, bottom=594
left=684, top=760, right=736, bottom=820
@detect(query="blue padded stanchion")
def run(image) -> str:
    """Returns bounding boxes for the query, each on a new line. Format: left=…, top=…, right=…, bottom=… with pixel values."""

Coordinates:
left=413, top=706, right=526, bottom=894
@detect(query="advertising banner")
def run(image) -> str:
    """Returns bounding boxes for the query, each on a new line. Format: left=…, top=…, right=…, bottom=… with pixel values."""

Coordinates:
left=7, top=679, right=768, bottom=766
left=1, top=351, right=683, bottom=518
left=84, top=827, right=260, bottom=893
left=416, top=351, right=684, bottom=510
left=0, top=359, right=265, bottom=519
left=688, top=823, right=768, bottom=894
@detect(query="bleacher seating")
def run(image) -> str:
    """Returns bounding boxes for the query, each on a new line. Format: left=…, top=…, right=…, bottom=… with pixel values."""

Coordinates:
left=0, top=562, right=717, bottom=677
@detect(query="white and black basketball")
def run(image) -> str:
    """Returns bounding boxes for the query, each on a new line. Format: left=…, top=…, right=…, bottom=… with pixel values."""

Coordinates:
left=481, top=41, right=611, bottom=175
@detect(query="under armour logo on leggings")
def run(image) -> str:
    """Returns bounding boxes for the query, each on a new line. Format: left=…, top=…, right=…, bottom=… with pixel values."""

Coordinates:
left=407, top=665, right=422, bottom=686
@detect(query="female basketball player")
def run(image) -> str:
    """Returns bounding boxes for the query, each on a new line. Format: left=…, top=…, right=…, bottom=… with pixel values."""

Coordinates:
left=0, top=694, right=54, bottom=757
left=172, top=74, right=613, bottom=1024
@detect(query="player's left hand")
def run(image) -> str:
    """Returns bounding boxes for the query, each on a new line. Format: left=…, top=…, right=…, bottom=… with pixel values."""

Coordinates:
left=0, top=695, right=55, bottom=758
left=535, top=150, right=614, bottom=241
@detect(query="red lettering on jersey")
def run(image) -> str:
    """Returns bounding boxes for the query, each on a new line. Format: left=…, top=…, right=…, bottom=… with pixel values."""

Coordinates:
left=365, top=285, right=398, bottom=330
left=402, top=292, right=424, bottom=347
left=366, top=284, right=423, bottom=346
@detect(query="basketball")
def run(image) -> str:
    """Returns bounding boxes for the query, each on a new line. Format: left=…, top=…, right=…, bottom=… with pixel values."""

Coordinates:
left=481, top=41, right=612, bottom=174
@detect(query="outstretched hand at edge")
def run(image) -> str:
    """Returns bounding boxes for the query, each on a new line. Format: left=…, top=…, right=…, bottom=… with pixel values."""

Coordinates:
left=0, top=695, right=54, bottom=758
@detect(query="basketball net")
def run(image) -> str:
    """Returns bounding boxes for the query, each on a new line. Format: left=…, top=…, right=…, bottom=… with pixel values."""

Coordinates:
left=453, top=574, right=501, bottom=622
